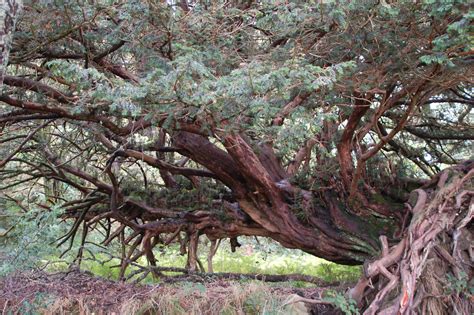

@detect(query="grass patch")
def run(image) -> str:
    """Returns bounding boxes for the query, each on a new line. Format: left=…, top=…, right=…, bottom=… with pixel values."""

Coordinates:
left=33, top=236, right=361, bottom=287
left=66, top=237, right=361, bottom=285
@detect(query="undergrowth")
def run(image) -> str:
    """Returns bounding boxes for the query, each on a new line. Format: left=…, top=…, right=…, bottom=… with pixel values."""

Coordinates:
left=1, top=210, right=360, bottom=314
left=75, top=237, right=362, bottom=285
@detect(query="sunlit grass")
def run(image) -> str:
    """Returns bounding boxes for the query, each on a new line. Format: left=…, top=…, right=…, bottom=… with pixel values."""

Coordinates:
left=71, top=236, right=361, bottom=284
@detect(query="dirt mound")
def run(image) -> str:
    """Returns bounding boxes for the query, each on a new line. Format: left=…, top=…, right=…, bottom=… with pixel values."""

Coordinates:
left=0, top=270, right=340, bottom=314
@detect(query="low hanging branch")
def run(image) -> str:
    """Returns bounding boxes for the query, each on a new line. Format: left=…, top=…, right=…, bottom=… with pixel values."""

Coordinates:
left=0, top=120, right=53, bottom=168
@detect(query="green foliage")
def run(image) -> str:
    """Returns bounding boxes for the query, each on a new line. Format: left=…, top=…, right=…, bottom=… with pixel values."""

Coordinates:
left=324, top=290, right=360, bottom=315
left=46, top=60, right=107, bottom=91
left=5, top=0, right=470, bottom=186
left=36, top=234, right=361, bottom=285
left=242, top=289, right=278, bottom=315
left=419, top=0, right=473, bottom=66
left=0, top=205, right=67, bottom=276
left=445, top=271, right=474, bottom=295
left=150, top=237, right=361, bottom=283
left=14, top=292, right=55, bottom=315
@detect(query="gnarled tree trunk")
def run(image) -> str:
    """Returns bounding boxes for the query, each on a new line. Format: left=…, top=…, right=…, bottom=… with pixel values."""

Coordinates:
left=1, top=0, right=22, bottom=84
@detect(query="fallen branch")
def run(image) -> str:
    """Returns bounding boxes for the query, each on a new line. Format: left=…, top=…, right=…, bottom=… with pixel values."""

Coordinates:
left=126, top=263, right=339, bottom=286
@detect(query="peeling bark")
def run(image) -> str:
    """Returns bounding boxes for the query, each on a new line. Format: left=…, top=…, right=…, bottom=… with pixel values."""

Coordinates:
left=352, top=162, right=474, bottom=314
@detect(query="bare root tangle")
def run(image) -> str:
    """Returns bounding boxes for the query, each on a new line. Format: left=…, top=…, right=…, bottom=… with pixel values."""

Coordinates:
left=353, top=162, right=474, bottom=314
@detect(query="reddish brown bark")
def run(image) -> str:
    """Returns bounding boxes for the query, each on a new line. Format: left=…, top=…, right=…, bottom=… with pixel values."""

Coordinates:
left=337, top=98, right=370, bottom=188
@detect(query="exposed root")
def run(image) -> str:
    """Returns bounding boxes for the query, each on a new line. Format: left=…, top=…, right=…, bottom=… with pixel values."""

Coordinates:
left=354, top=162, right=474, bottom=314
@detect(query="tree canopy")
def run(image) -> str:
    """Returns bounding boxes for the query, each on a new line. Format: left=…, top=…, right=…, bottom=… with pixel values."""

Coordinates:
left=1, top=1, right=473, bottom=313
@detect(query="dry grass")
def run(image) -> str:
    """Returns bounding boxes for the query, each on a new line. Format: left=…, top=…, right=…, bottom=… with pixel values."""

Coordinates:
left=0, top=270, right=338, bottom=314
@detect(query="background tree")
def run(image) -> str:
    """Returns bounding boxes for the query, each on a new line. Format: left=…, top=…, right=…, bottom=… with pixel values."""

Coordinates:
left=0, top=0, right=472, bottom=313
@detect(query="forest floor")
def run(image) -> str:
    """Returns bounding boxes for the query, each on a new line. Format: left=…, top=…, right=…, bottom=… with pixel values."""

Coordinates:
left=0, top=269, right=345, bottom=314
